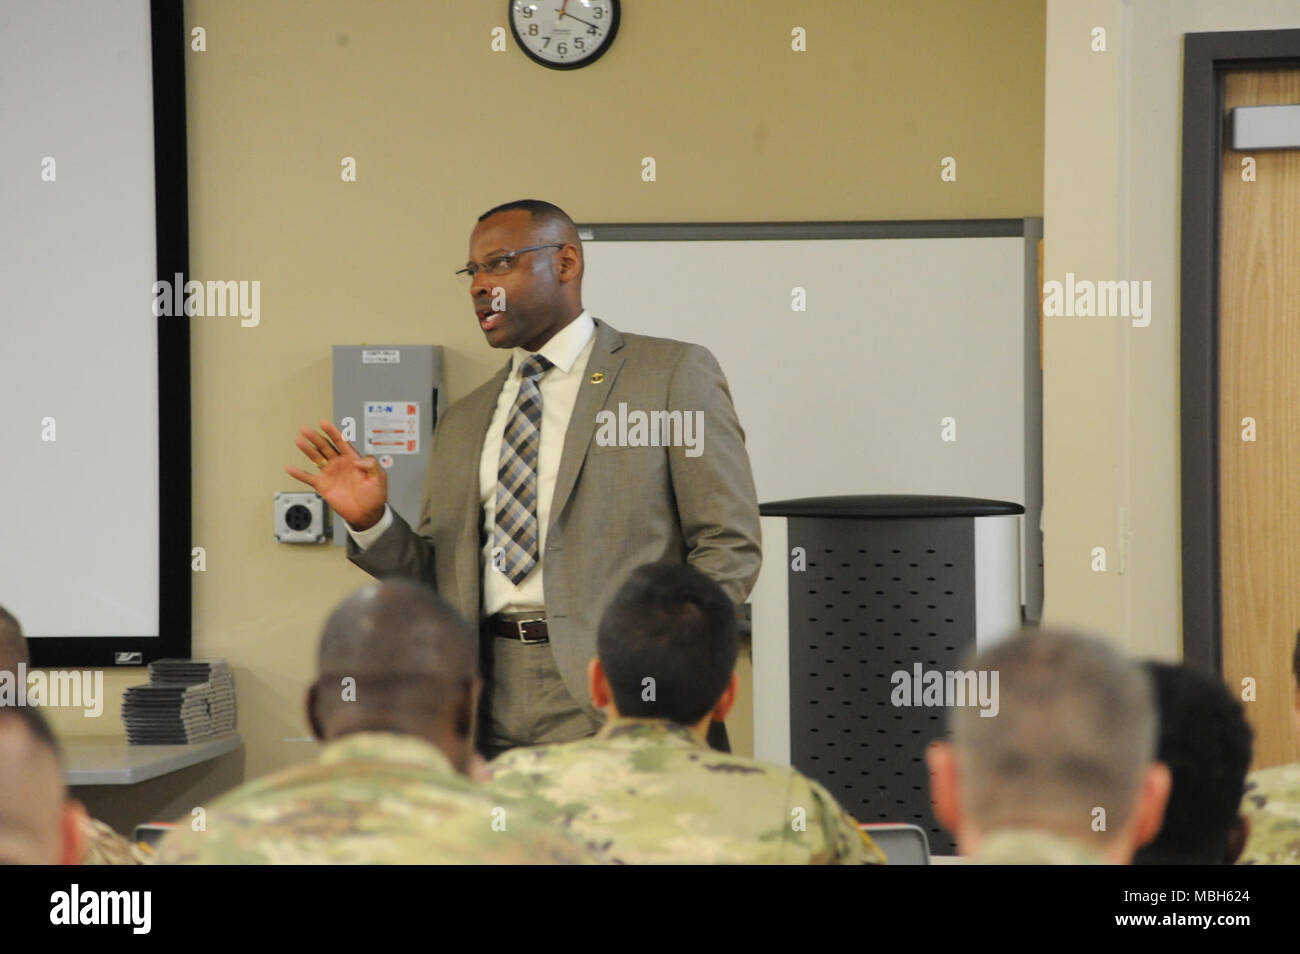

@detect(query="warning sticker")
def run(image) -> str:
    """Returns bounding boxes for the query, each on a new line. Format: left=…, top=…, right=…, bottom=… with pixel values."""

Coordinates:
left=364, top=401, right=419, bottom=455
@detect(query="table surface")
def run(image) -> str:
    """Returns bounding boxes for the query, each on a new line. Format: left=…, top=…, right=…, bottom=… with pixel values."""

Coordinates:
left=64, top=733, right=243, bottom=786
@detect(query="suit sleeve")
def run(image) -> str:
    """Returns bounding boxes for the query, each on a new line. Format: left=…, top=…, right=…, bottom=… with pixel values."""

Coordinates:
left=345, top=410, right=447, bottom=588
left=665, top=344, right=762, bottom=605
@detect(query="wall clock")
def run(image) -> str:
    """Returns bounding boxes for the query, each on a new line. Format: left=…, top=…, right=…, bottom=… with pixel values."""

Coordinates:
left=509, top=0, right=620, bottom=70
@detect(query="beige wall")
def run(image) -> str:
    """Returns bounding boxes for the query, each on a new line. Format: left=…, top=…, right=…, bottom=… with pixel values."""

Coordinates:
left=1042, top=0, right=1300, bottom=663
left=50, top=0, right=1046, bottom=810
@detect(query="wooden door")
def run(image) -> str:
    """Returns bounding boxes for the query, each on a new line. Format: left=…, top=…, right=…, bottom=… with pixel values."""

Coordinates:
left=1219, top=68, right=1300, bottom=770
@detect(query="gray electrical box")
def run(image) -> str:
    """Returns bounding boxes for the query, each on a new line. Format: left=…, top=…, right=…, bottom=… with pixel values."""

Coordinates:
left=275, top=491, right=331, bottom=544
left=331, top=345, right=446, bottom=546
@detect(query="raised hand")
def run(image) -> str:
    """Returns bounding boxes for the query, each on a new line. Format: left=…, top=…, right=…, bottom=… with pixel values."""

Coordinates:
left=286, top=419, right=388, bottom=531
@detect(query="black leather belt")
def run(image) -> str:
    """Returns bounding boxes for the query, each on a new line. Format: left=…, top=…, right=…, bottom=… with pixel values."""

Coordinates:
left=486, top=614, right=549, bottom=643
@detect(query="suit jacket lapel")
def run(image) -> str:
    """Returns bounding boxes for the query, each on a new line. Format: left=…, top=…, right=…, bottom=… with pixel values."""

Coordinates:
left=548, top=317, right=625, bottom=535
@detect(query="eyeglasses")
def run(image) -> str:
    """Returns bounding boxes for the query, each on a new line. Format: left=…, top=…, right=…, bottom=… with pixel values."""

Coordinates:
left=455, top=244, right=564, bottom=278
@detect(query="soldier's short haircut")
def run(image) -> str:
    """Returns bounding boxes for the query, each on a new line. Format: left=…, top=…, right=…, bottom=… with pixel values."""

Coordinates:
left=596, top=562, right=737, bottom=725
left=1133, top=661, right=1252, bottom=865
left=0, top=705, right=67, bottom=866
left=314, top=580, right=477, bottom=723
left=949, top=628, right=1156, bottom=839
left=0, top=605, right=28, bottom=673
left=0, top=703, right=60, bottom=760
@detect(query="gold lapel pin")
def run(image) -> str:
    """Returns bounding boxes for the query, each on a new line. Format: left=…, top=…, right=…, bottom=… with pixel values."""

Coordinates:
left=589, top=372, right=605, bottom=384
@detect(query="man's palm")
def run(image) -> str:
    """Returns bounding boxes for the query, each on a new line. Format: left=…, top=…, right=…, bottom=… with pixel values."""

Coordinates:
left=315, top=454, right=386, bottom=524
left=286, top=420, right=388, bottom=530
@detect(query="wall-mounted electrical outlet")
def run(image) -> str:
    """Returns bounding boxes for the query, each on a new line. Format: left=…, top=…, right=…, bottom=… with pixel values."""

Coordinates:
left=274, top=491, right=330, bottom=544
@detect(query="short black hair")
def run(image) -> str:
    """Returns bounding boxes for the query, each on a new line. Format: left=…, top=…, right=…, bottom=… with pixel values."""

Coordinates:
left=1133, top=661, right=1253, bottom=865
left=0, top=703, right=61, bottom=761
left=596, top=562, right=737, bottom=725
left=477, top=198, right=575, bottom=235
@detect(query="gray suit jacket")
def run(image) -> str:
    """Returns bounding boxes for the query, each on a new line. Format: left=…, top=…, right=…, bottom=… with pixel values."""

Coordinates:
left=347, top=317, right=762, bottom=721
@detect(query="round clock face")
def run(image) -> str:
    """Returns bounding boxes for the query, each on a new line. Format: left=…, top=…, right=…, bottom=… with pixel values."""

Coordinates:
left=509, top=0, right=620, bottom=70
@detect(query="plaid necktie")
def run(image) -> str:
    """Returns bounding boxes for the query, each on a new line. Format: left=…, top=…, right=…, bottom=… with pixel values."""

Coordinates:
left=493, top=354, right=554, bottom=585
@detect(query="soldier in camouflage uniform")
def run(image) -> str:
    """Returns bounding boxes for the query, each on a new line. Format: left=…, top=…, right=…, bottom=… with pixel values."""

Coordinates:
left=1238, top=630, right=1300, bottom=865
left=157, top=581, right=596, bottom=864
left=0, top=704, right=87, bottom=864
left=927, top=628, right=1171, bottom=864
left=1239, top=763, right=1300, bottom=864
left=2, top=605, right=151, bottom=864
left=487, top=563, right=885, bottom=864
left=157, top=731, right=596, bottom=864
left=969, top=829, right=1108, bottom=865
left=81, top=816, right=154, bottom=865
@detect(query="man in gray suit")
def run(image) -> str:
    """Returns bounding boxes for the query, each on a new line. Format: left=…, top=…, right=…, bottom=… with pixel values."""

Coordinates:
left=288, top=199, right=761, bottom=758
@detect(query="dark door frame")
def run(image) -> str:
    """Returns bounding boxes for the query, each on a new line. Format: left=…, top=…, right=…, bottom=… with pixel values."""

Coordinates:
left=1180, top=28, right=1300, bottom=674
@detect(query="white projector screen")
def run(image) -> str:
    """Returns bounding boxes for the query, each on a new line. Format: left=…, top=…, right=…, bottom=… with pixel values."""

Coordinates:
left=0, top=0, right=189, bottom=659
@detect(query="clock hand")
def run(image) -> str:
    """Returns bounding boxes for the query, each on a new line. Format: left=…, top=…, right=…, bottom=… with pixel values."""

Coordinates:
left=560, top=10, right=598, bottom=29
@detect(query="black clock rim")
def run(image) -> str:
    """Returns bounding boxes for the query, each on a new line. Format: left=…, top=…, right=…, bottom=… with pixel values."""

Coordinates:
left=508, top=0, right=620, bottom=71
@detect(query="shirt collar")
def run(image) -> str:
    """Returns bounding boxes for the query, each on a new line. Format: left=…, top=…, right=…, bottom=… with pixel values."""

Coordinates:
left=511, top=308, right=594, bottom=376
left=319, top=730, right=460, bottom=778
left=593, top=716, right=705, bottom=747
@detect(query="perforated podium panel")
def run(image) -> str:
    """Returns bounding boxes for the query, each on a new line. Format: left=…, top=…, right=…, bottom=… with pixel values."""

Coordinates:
left=751, top=495, right=1023, bottom=856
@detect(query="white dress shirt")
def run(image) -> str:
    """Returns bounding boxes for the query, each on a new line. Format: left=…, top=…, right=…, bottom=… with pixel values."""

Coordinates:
left=348, top=309, right=596, bottom=617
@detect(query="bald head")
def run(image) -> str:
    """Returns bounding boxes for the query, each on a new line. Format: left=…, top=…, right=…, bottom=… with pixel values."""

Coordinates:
left=0, top=706, right=84, bottom=864
left=309, top=581, right=478, bottom=755
left=0, top=606, right=27, bottom=675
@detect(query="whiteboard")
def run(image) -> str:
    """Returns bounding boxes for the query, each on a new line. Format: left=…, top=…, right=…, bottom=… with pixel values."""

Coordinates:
left=583, top=233, right=1024, bottom=502
left=580, top=223, right=1041, bottom=614
left=0, top=0, right=159, bottom=639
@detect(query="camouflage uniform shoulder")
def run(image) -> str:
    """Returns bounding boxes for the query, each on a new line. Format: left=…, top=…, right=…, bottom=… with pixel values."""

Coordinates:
left=971, top=828, right=1108, bottom=865
left=795, top=773, right=887, bottom=865
left=81, top=816, right=155, bottom=865
left=487, top=719, right=884, bottom=864
left=156, top=732, right=598, bottom=865
left=1239, top=761, right=1300, bottom=865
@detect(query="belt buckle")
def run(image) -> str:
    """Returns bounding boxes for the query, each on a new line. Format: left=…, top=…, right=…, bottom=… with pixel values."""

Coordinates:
left=513, top=616, right=547, bottom=644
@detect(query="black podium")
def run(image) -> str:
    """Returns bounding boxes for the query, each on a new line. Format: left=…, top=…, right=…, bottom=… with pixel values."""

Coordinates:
left=750, top=495, right=1024, bottom=855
